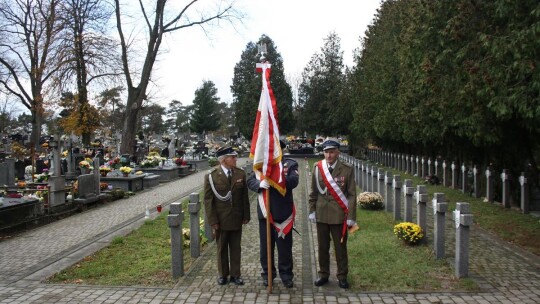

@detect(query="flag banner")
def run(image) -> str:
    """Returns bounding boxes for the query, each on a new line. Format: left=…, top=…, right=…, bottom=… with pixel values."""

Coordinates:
left=250, top=61, right=286, bottom=196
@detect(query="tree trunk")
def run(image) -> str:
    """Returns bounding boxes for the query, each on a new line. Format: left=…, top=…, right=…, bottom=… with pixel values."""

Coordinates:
left=120, top=87, right=144, bottom=155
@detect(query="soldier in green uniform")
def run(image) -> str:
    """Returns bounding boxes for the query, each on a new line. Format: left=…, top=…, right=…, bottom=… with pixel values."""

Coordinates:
left=204, top=146, right=250, bottom=285
left=309, top=138, right=357, bottom=289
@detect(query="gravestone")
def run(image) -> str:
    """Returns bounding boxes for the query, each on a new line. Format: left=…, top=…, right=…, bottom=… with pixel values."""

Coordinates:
left=432, top=193, right=447, bottom=259
left=501, top=169, right=510, bottom=208
left=403, top=179, right=413, bottom=222
left=393, top=175, right=402, bottom=221
left=519, top=173, right=529, bottom=214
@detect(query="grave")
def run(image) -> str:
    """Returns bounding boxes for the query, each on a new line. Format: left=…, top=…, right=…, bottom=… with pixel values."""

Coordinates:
left=73, top=174, right=108, bottom=209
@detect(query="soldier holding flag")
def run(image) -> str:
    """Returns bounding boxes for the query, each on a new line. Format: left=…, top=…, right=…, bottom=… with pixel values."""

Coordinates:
left=248, top=140, right=299, bottom=288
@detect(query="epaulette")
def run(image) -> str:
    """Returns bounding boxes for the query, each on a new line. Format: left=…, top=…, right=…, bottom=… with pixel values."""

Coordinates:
left=341, top=161, right=352, bottom=168
left=234, top=166, right=245, bottom=172
left=207, top=168, right=217, bottom=174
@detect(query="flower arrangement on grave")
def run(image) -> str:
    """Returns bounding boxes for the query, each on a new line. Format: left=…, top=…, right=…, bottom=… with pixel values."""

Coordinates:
left=182, top=219, right=209, bottom=247
left=10, top=142, right=28, bottom=160
left=79, top=159, right=93, bottom=170
left=174, top=157, right=187, bottom=166
left=135, top=171, right=144, bottom=175
left=356, top=192, right=384, bottom=210
left=140, top=154, right=165, bottom=168
left=41, top=141, right=49, bottom=148
left=35, top=173, right=49, bottom=183
left=99, top=182, right=109, bottom=191
left=108, top=156, right=121, bottom=169
left=99, top=165, right=111, bottom=177
left=119, top=166, right=132, bottom=174
left=72, top=180, right=79, bottom=198
left=393, top=222, right=424, bottom=245
left=62, top=150, right=68, bottom=157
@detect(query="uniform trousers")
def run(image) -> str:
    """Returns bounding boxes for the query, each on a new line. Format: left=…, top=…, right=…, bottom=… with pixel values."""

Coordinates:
left=316, top=222, right=348, bottom=280
left=259, top=219, right=294, bottom=281
left=216, top=229, right=242, bottom=277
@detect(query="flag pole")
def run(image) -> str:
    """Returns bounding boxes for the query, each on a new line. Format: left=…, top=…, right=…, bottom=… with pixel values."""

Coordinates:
left=266, top=188, right=272, bottom=292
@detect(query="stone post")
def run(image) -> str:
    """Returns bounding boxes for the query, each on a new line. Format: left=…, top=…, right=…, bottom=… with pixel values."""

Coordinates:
left=427, top=158, right=432, bottom=177
left=485, top=166, right=494, bottom=203
left=415, top=156, right=420, bottom=177
left=421, top=157, right=426, bottom=179
left=461, top=163, right=467, bottom=194
left=393, top=175, right=402, bottom=221
left=410, top=155, right=415, bottom=176
left=371, top=166, right=378, bottom=193
left=519, top=173, right=529, bottom=214
left=472, top=166, right=479, bottom=198
left=432, top=193, right=447, bottom=259
left=377, top=168, right=385, bottom=194
left=434, top=159, right=439, bottom=178
left=403, top=179, right=414, bottom=222
left=442, top=161, right=448, bottom=187
left=168, top=202, right=185, bottom=278
left=361, top=162, right=367, bottom=191
left=4, top=158, right=15, bottom=186
left=385, top=171, right=393, bottom=212
left=405, top=155, right=410, bottom=174
left=93, top=158, right=100, bottom=194
left=416, top=185, right=428, bottom=237
left=501, top=169, right=510, bottom=208
left=188, top=193, right=202, bottom=258
left=366, top=164, right=372, bottom=192
left=454, top=202, right=473, bottom=278
left=451, top=161, right=457, bottom=189
left=355, top=160, right=361, bottom=188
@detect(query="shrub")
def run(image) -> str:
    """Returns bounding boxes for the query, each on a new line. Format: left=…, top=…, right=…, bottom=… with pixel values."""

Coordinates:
left=357, top=192, right=384, bottom=210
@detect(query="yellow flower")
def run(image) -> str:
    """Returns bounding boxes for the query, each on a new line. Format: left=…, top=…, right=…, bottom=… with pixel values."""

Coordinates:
left=119, top=166, right=132, bottom=174
left=393, top=222, right=424, bottom=245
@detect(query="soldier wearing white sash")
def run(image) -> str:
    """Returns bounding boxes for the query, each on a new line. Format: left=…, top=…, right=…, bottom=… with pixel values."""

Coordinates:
left=204, top=146, right=250, bottom=286
left=309, top=138, right=357, bottom=289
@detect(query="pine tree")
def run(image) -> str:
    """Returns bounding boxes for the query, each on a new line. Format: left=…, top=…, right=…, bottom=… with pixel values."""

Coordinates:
left=190, top=80, right=221, bottom=134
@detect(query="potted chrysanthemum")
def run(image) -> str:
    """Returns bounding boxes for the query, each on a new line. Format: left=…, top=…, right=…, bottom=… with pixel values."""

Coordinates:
left=393, top=222, right=424, bottom=245
left=99, top=165, right=111, bottom=177
left=119, top=166, right=132, bottom=177
left=356, top=192, right=384, bottom=210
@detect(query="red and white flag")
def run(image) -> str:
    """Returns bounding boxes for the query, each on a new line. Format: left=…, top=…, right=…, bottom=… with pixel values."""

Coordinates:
left=250, top=61, right=286, bottom=217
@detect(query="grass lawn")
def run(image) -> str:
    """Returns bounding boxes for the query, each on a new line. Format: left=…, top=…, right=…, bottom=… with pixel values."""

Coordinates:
left=46, top=158, right=538, bottom=291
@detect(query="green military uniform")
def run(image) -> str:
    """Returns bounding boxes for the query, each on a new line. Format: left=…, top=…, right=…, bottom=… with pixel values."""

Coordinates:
left=204, top=166, right=250, bottom=279
left=309, top=159, right=356, bottom=281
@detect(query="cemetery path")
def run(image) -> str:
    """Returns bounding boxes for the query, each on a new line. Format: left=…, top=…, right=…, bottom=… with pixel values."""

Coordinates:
left=0, top=157, right=538, bottom=303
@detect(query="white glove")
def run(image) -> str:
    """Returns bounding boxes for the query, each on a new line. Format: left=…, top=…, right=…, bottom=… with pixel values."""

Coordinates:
left=347, top=220, right=356, bottom=227
left=309, top=212, right=316, bottom=223
left=259, top=179, right=270, bottom=189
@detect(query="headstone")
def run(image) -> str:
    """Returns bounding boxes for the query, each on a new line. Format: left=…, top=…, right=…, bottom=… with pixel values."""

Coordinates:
left=432, top=193, right=447, bottom=259
left=393, top=175, right=402, bottom=221
left=485, top=166, right=494, bottom=203
left=442, top=161, right=448, bottom=187
left=415, top=156, right=420, bottom=176
left=461, top=163, right=467, bottom=194
left=48, top=175, right=66, bottom=208
left=168, top=202, right=185, bottom=278
left=377, top=168, right=385, bottom=194
left=427, top=158, right=432, bottom=176
left=434, top=159, right=439, bottom=178
left=519, top=173, right=529, bottom=214
left=501, top=169, right=510, bottom=208
left=385, top=171, right=392, bottom=212
left=451, top=161, right=457, bottom=189
left=403, top=179, right=413, bottom=222
left=454, top=202, right=473, bottom=278
left=188, top=193, right=201, bottom=258
left=371, top=166, right=378, bottom=193
left=472, top=166, right=479, bottom=198
left=416, top=185, right=428, bottom=237
left=421, top=157, right=426, bottom=179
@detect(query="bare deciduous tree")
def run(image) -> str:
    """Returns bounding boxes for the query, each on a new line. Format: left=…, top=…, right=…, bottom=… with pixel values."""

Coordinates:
left=0, top=0, right=63, bottom=146
left=114, top=0, right=243, bottom=154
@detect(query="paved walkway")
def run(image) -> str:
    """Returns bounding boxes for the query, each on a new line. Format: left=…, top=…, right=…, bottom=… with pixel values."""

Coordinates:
left=0, top=157, right=539, bottom=303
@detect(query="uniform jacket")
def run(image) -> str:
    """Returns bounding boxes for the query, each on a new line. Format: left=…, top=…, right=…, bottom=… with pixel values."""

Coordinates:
left=247, top=158, right=299, bottom=222
left=309, top=159, right=356, bottom=225
left=204, top=166, right=250, bottom=231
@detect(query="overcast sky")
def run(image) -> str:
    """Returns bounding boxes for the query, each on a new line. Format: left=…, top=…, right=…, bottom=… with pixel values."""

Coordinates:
left=148, top=0, right=382, bottom=108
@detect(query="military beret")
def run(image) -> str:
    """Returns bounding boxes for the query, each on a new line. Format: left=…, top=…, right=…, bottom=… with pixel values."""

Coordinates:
left=216, top=146, right=237, bottom=157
